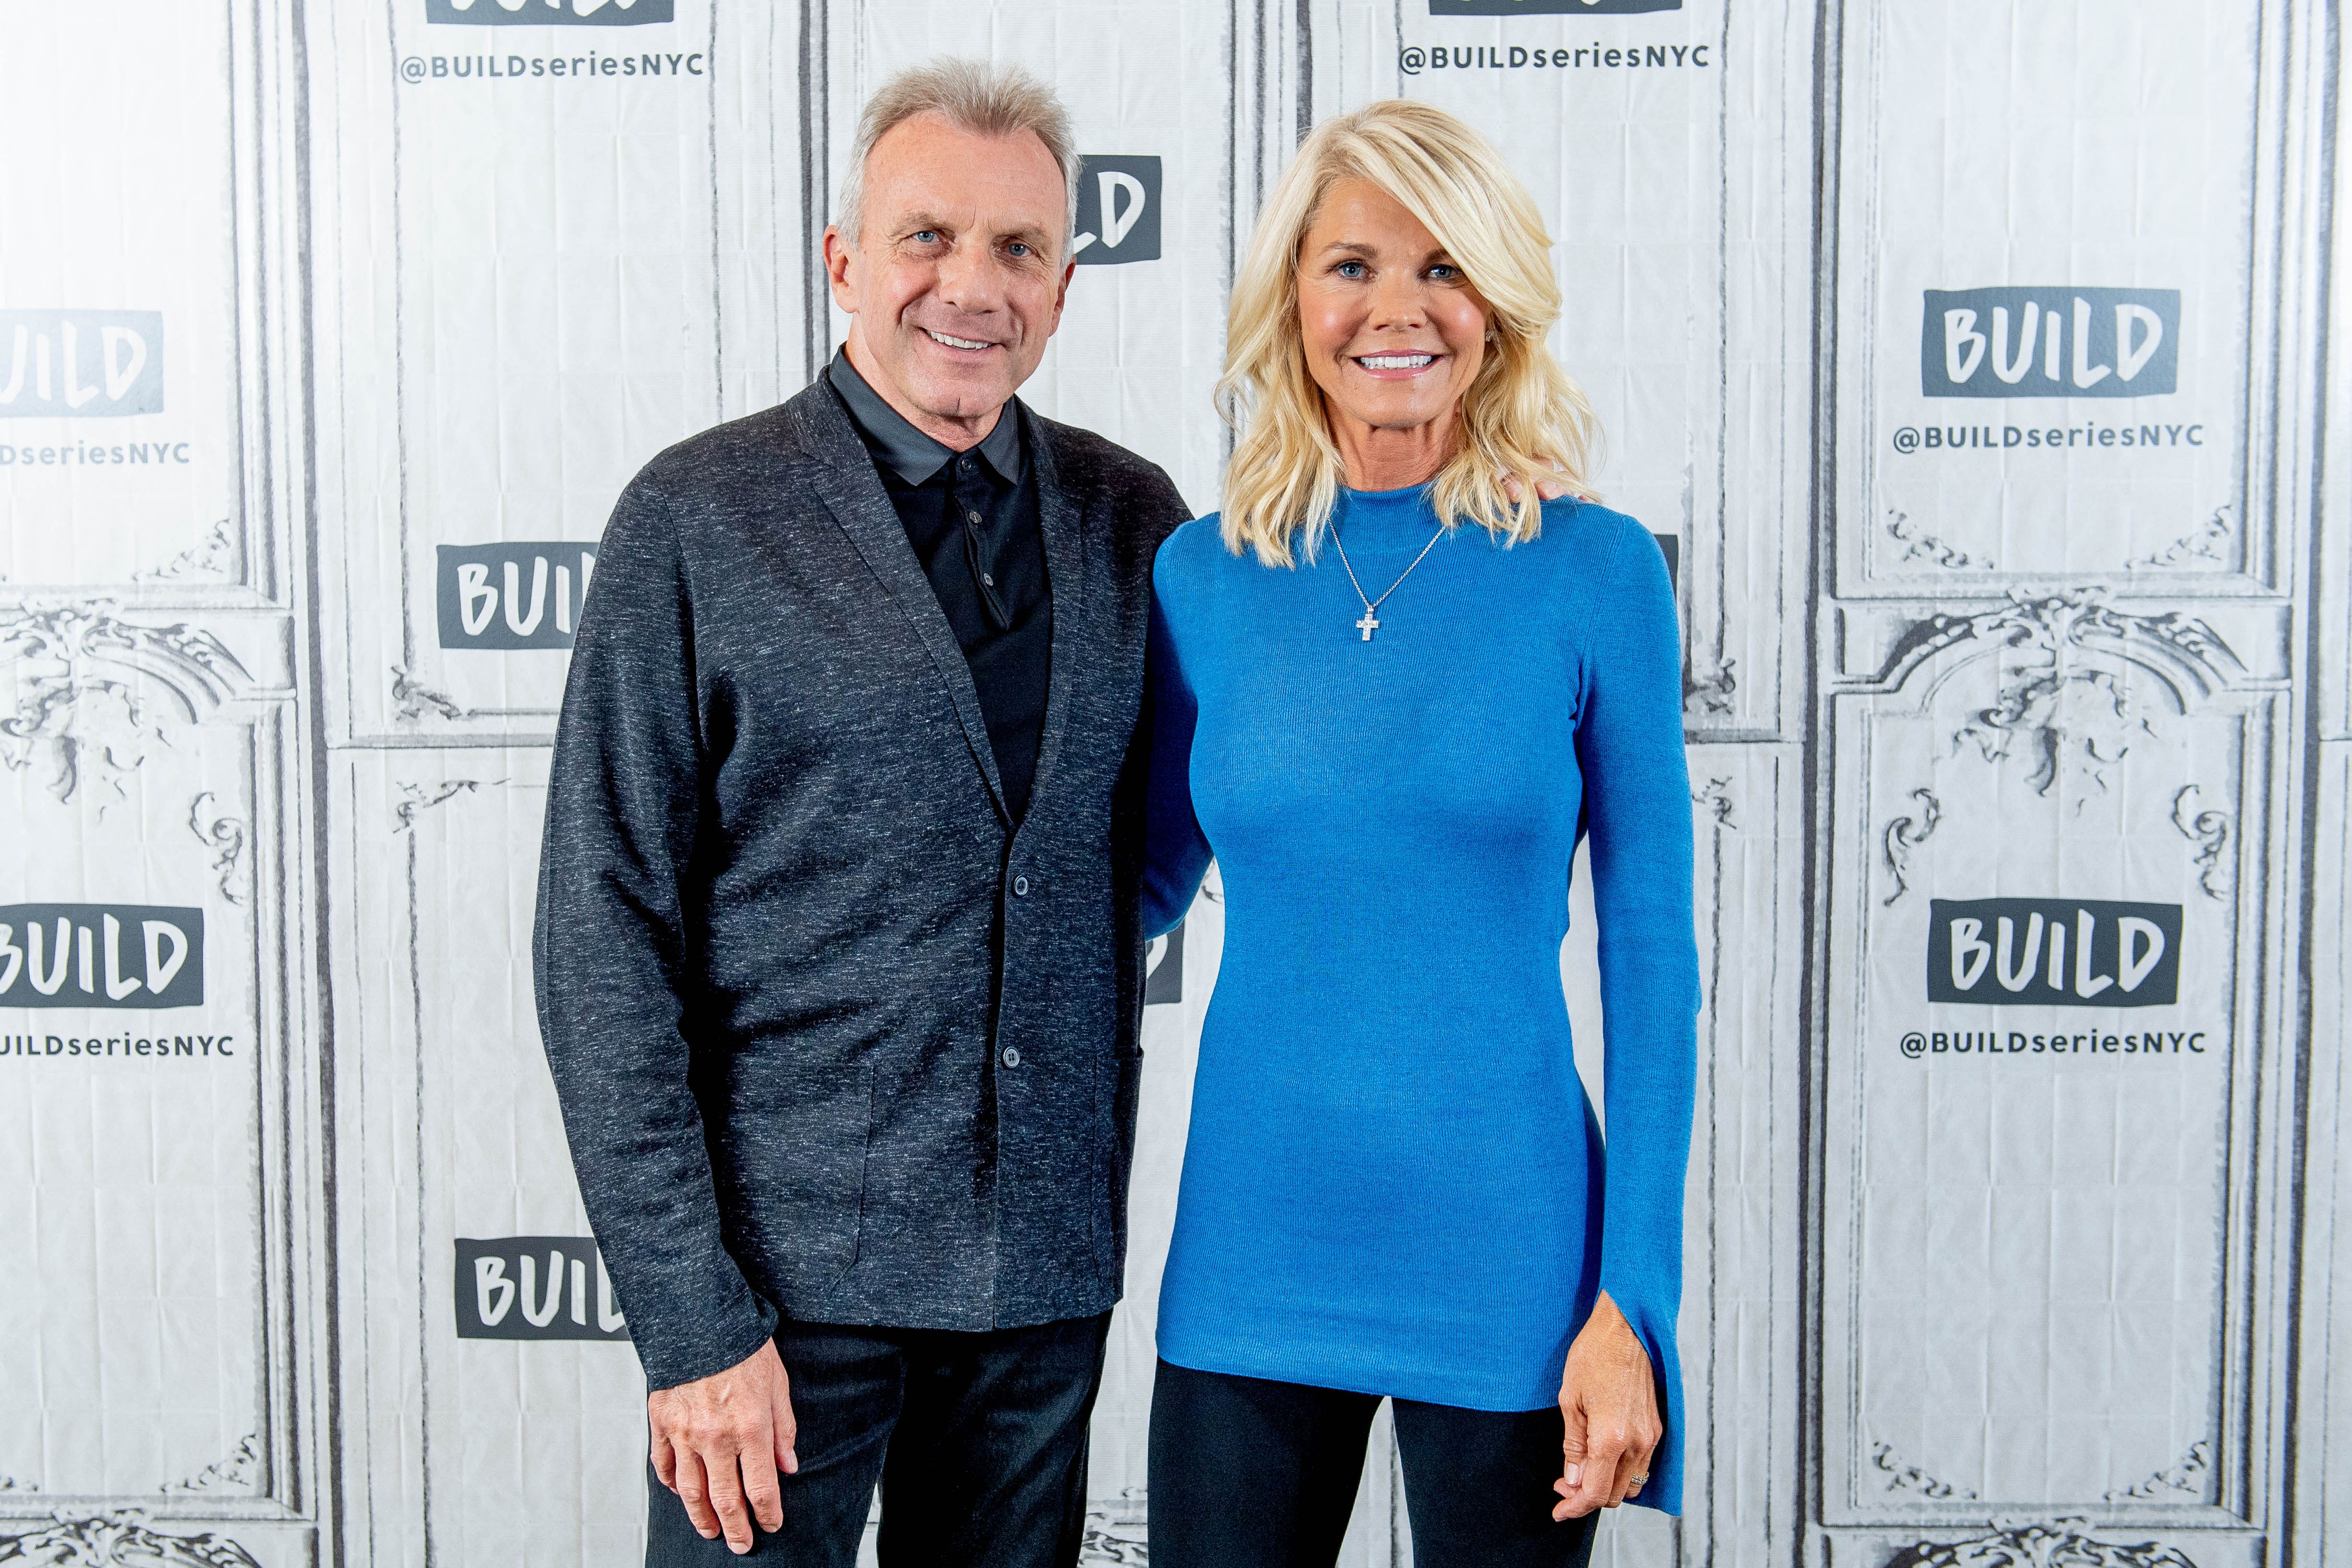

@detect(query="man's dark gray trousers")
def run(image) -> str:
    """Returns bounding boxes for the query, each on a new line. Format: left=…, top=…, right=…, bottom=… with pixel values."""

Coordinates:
left=533, top=379, right=1190, bottom=1393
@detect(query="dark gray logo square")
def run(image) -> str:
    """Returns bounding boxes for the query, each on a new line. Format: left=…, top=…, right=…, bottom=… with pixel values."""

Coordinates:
left=437, top=543, right=597, bottom=650
left=1073, top=156, right=1161, bottom=266
left=0, top=905, right=203, bottom=1009
left=1927, top=898, right=2182, bottom=1008
left=1921, top=288, right=2180, bottom=399
left=426, top=0, right=675, bottom=24
left=456, top=1238, right=630, bottom=1339
left=1145, top=922, right=1184, bottom=1005
left=1428, top=0, right=1680, bottom=12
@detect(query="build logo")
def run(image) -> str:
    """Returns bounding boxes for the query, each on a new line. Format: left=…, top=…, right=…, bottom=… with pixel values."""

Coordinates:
left=1923, top=289, right=2179, bottom=399
left=1429, top=0, right=1680, bottom=12
left=1145, top=923, right=1183, bottom=1005
left=1073, top=157, right=1160, bottom=265
left=0, top=311, right=163, bottom=418
left=1927, top=898, right=2181, bottom=1009
left=437, top=543, right=596, bottom=650
left=0, top=905, right=203, bottom=1010
left=457, top=1237, right=629, bottom=1340
left=427, top=0, right=674, bottom=24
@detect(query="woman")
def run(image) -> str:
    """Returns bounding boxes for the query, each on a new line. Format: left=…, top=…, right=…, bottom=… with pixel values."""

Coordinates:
left=1141, top=100, right=1698, bottom=1568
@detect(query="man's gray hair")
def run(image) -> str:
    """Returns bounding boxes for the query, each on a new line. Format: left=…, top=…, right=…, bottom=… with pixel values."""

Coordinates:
left=836, top=58, right=1080, bottom=257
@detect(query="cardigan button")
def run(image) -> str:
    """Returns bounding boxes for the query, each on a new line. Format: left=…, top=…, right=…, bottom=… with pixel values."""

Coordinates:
left=1001, top=1046, right=1023, bottom=1069
left=1012, top=875, right=1030, bottom=897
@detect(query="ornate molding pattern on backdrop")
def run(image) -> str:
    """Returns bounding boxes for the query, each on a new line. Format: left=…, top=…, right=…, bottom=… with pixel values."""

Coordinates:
left=2125, top=507, right=2233, bottom=572
left=160, top=1434, right=259, bottom=1496
left=1886, top=508, right=1992, bottom=571
left=1881, top=1521, right=2196, bottom=1568
left=390, top=664, right=467, bottom=724
left=1879, top=591, right=2245, bottom=704
left=1693, top=776, right=1740, bottom=831
left=133, top=519, right=236, bottom=584
left=1684, top=657, right=1738, bottom=718
left=1870, top=1440, right=1978, bottom=1501
left=392, top=778, right=505, bottom=834
left=1872, top=591, right=2245, bottom=811
left=2104, top=1438, right=2211, bottom=1503
left=0, top=602, right=250, bottom=807
left=0, top=1510, right=263, bottom=1568
left=1880, top=787, right=1942, bottom=906
left=2170, top=786, right=2235, bottom=900
left=1078, top=1510, right=1146, bottom=1565
left=187, top=793, right=248, bottom=906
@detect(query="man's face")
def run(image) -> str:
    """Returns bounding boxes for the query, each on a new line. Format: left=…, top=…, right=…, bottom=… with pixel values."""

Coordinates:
left=824, top=114, right=1074, bottom=440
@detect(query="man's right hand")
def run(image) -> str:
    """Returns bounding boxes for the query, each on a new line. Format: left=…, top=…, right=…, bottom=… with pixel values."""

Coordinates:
left=648, top=1339, right=800, bottom=1555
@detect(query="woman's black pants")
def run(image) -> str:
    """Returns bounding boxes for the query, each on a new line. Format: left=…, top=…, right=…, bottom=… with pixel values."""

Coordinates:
left=1147, top=1359, right=1601, bottom=1568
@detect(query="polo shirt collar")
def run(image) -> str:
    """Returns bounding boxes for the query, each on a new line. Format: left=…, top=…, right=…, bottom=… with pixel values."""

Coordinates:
left=828, top=347, right=1023, bottom=486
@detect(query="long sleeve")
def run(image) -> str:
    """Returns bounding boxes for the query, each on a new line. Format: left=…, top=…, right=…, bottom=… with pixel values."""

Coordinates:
left=1576, top=521, right=1701, bottom=1513
left=1141, top=581, right=1213, bottom=939
left=532, top=474, right=779, bottom=1393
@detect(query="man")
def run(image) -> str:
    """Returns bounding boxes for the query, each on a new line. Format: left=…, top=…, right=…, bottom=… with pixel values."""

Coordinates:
left=533, top=58, right=1189, bottom=1566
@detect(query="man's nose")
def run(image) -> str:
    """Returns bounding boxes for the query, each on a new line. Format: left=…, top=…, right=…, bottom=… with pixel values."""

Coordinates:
left=933, top=239, right=1006, bottom=314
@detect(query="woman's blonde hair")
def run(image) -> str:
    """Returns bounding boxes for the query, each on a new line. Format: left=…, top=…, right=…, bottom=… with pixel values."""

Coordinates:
left=1217, top=100, right=1600, bottom=567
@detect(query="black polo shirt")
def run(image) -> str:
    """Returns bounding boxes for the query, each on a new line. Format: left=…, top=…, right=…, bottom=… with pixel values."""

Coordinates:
left=827, top=350, right=1052, bottom=822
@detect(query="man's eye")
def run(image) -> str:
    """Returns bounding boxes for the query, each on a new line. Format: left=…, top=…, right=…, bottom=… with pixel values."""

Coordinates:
left=1006, top=241, right=1032, bottom=257
left=911, top=230, right=941, bottom=244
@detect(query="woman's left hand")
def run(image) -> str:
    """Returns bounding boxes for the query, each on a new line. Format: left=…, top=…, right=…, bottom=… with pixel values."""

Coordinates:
left=1552, top=1291, right=1662, bottom=1520
left=1500, top=471, right=1570, bottom=505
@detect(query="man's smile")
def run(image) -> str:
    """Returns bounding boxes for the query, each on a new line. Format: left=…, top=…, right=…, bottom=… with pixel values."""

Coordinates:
left=924, top=327, right=1004, bottom=352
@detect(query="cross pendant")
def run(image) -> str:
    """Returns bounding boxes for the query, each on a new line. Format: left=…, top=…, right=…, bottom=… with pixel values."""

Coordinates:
left=1356, top=609, right=1380, bottom=642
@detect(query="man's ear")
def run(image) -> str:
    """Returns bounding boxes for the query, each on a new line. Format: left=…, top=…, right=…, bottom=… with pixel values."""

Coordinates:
left=822, top=226, right=859, bottom=313
left=1045, top=259, right=1077, bottom=336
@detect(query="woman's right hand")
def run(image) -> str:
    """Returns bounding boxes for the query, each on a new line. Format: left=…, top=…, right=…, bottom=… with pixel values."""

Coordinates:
left=1552, top=1291, right=1662, bottom=1519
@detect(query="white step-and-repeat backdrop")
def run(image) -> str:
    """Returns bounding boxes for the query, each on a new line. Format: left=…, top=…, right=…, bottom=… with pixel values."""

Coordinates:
left=4, top=1, right=2349, bottom=1565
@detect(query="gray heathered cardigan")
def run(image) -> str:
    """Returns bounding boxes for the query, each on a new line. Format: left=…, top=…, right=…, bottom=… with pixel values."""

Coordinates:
left=532, top=379, right=1190, bottom=1391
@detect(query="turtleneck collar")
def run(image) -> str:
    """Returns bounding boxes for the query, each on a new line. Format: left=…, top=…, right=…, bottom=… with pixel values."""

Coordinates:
left=1330, top=480, right=1443, bottom=543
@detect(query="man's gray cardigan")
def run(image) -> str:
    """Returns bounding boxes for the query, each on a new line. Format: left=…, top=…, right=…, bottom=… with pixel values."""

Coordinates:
left=532, top=380, right=1190, bottom=1392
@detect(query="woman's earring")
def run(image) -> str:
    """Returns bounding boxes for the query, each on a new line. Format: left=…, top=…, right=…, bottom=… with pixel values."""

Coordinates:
left=1484, top=328, right=1498, bottom=342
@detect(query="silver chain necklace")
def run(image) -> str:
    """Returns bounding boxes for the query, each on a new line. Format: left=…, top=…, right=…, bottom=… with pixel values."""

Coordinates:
left=1329, top=519, right=1448, bottom=641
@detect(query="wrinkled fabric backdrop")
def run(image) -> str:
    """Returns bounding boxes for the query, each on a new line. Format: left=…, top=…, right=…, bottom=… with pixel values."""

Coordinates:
left=1, top=1, right=2348, bottom=1565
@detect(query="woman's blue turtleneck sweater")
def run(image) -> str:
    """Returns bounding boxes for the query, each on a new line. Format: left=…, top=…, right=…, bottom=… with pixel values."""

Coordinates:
left=1142, top=482, right=1700, bottom=1513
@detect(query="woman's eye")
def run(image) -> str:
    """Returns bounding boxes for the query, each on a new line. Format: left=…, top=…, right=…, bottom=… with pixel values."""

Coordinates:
left=1336, top=261, right=1366, bottom=278
left=1428, top=264, right=1459, bottom=281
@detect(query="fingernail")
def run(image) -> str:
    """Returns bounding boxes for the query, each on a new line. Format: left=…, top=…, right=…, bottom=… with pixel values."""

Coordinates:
left=1565, top=1464, right=1581, bottom=1486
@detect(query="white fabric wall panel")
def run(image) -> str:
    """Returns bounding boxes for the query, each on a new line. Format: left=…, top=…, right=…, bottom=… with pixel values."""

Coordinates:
left=2, top=3, right=2346, bottom=1567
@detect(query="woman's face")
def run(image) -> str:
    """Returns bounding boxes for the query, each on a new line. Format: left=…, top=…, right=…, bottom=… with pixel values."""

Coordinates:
left=1295, top=178, right=1491, bottom=455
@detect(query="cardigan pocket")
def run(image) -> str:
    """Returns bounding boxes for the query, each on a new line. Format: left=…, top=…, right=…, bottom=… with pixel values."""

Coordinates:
left=712, top=1054, right=872, bottom=1308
